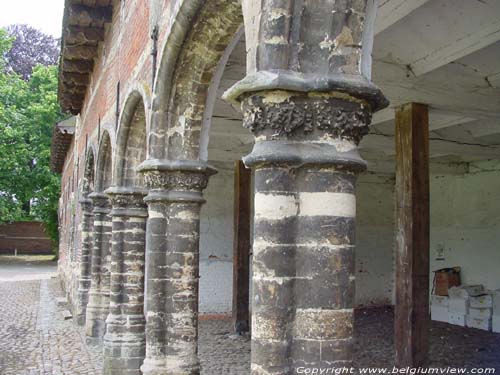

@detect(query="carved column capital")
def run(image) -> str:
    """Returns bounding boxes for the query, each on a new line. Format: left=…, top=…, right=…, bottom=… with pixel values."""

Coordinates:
left=79, top=197, right=93, bottom=216
left=105, top=187, right=148, bottom=217
left=138, top=159, right=217, bottom=203
left=89, top=192, right=111, bottom=214
left=241, top=91, right=372, bottom=144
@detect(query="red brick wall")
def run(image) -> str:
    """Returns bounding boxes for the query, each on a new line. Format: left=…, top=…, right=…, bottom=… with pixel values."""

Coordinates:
left=58, top=0, right=166, bottom=269
left=0, top=221, right=53, bottom=254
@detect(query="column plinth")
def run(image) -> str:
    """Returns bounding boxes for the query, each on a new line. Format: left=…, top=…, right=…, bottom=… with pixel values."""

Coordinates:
left=76, top=197, right=94, bottom=326
left=102, top=187, right=148, bottom=375
left=85, top=192, right=112, bottom=345
left=137, top=160, right=216, bottom=375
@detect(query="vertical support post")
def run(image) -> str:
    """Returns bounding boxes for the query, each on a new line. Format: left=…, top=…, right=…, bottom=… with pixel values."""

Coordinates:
left=394, top=103, right=430, bottom=367
left=232, top=159, right=251, bottom=334
left=103, top=188, right=148, bottom=375
left=76, top=197, right=94, bottom=325
left=138, top=160, right=216, bottom=375
left=223, top=0, right=388, bottom=371
left=86, top=192, right=112, bottom=344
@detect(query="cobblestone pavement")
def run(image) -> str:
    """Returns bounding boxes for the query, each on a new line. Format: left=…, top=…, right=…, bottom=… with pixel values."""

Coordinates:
left=1, top=258, right=499, bottom=374
left=0, top=278, right=102, bottom=375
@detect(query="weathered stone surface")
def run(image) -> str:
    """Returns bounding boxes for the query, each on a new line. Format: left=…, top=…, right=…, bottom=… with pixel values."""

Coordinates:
left=103, top=190, right=147, bottom=375
left=139, top=162, right=216, bottom=375
left=85, top=193, right=112, bottom=343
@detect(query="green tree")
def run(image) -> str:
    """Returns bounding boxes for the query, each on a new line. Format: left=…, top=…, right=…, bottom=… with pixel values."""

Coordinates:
left=0, top=27, right=64, bottom=250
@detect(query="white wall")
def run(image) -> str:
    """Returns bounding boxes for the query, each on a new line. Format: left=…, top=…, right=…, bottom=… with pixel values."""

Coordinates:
left=430, top=160, right=500, bottom=292
left=198, top=160, right=500, bottom=313
left=199, top=163, right=234, bottom=314
left=355, top=174, right=395, bottom=306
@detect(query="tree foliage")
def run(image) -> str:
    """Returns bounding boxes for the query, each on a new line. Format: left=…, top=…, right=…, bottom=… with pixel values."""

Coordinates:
left=5, top=24, right=60, bottom=81
left=0, top=27, right=64, bottom=249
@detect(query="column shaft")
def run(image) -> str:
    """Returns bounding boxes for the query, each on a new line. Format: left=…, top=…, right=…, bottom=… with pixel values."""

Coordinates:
left=103, top=190, right=147, bottom=375
left=76, top=198, right=94, bottom=325
left=238, top=93, right=372, bottom=374
left=86, top=193, right=112, bottom=343
left=138, top=162, right=215, bottom=375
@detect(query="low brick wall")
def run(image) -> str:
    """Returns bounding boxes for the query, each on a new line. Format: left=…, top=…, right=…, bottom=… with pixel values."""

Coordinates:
left=0, top=221, right=53, bottom=255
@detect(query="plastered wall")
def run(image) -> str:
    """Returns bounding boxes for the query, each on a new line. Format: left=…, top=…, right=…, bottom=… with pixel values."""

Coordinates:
left=430, top=160, right=500, bottom=292
left=199, top=163, right=235, bottom=313
left=198, top=160, right=500, bottom=313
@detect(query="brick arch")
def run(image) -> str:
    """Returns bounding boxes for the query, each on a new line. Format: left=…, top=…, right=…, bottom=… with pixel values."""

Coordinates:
left=150, top=0, right=243, bottom=161
left=95, top=130, right=113, bottom=193
left=114, top=89, right=150, bottom=188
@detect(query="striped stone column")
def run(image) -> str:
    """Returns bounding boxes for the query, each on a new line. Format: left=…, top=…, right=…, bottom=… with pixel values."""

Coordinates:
left=103, top=188, right=148, bottom=375
left=76, top=197, right=93, bottom=325
left=138, top=160, right=216, bottom=375
left=85, top=192, right=112, bottom=344
left=240, top=92, right=372, bottom=373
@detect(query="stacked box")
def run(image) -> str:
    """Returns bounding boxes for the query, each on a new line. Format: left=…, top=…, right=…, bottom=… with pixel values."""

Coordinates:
left=493, top=315, right=500, bottom=333
left=448, top=312, right=466, bottom=327
left=466, top=315, right=492, bottom=331
left=493, top=290, right=500, bottom=333
left=470, top=294, right=493, bottom=308
left=469, top=307, right=492, bottom=319
left=431, top=295, right=449, bottom=323
left=447, top=287, right=468, bottom=325
left=467, top=293, right=492, bottom=331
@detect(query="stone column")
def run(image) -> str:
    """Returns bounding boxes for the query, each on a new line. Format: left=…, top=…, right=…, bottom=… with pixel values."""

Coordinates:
left=103, top=188, right=148, bottom=375
left=223, top=1, right=388, bottom=372
left=85, top=192, right=112, bottom=344
left=76, top=197, right=93, bottom=325
left=137, top=160, right=216, bottom=375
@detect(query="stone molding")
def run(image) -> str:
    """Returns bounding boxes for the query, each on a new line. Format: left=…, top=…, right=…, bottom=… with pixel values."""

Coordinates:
left=138, top=159, right=217, bottom=192
left=79, top=197, right=93, bottom=214
left=105, top=187, right=148, bottom=217
left=241, top=93, right=372, bottom=144
left=89, top=192, right=111, bottom=213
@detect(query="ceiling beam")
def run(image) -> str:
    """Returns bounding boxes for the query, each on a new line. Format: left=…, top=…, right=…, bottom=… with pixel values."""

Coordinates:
left=375, top=0, right=433, bottom=35
left=361, top=133, right=500, bottom=159
left=370, top=107, right=477, bottom=132
left=410, top=18, right=500, bottom=76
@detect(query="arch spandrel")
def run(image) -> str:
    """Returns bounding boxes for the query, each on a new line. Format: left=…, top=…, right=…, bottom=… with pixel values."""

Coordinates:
left=113, top=88, right=151, bottom=189
left=95, top=130, right=114, bottom=193
left=150, top=0, right=243, bottom=162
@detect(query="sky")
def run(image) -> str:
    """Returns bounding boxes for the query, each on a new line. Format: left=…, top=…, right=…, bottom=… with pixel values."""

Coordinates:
left=0, top=0, right=65, bottom=38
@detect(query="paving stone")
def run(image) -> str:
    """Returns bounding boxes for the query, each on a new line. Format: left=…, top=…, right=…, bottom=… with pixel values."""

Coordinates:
left=1, top=277, right=499, bottom=374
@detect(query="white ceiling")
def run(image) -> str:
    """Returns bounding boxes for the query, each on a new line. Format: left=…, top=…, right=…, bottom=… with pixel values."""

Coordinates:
left=207, top=0, right=500, bottom=174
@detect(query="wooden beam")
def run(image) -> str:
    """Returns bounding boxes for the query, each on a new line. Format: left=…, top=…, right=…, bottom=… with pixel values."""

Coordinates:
left=411, top=18, right=500, bottom=76
left=375, top=0, right=433, bottom=35
left=232, top=160, right=251, bottom=334
left=394, top=103, right=430, bottom=368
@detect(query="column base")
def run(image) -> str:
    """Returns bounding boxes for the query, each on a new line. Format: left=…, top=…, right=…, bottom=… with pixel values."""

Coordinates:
left=141, top=358, right=200, bottom=375
left=103, top=314, right=146, bottom=375
left=76, top=278, right=91, bottom=325
left=85, top=291, right=110, bottom=340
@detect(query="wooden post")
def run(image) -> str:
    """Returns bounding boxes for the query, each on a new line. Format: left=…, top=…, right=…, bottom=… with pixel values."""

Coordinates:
left=232, top=159, right=251, bottom=334
left=395, top=103, right=430, bottom=367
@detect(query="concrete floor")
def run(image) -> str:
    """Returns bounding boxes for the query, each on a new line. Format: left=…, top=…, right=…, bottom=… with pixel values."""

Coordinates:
left=0, top=256, right=499, bottom=374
